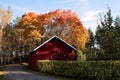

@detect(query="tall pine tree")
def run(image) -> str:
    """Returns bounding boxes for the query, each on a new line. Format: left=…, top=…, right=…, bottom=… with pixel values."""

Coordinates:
left=114, top=17, right=120, bottom=54
left=96, top=8, right=115, bottom=54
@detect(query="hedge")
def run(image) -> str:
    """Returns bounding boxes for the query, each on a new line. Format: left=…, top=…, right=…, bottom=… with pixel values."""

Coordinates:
left=97, top=53, right=120, bottom=60
left=37, top=60, right=120, bottom=80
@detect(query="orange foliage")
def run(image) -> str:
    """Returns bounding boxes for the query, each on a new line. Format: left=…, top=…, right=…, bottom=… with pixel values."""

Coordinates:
left=16, top=9, right=89, bottom=49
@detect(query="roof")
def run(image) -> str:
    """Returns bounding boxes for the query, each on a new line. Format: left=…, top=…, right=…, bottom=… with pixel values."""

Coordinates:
left=33, top=35, right=77, bottom=51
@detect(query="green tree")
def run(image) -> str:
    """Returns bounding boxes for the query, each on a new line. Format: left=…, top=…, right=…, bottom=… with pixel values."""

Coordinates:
left=87, top=28, right=95, bottom=49
left=95, top=8, right=120, bottom=60
left=84, top=28, right=96, bottom=60
left=114, top=16, right=120, bottom=54
left=0, top=6, right=12, bottom=65
left=95, top=8, right=115, bottom=55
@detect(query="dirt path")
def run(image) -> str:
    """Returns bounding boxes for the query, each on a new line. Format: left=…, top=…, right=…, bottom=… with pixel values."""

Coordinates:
left=3, top=64, right=59, bottom=80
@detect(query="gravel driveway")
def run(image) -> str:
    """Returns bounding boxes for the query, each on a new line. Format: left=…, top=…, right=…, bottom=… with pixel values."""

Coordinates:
left=4, top=64, right=59, bottom=80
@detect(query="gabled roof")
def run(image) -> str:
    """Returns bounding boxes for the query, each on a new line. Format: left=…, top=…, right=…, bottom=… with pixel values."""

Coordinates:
left=34, top=35, right=77, bottom=51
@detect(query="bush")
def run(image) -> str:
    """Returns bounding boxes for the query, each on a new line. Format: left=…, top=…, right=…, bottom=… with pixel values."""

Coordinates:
left=76, top=50, right=86, bottom=61
left=97, top=53, right=120, bottom=60
left=37, top=60, right=120, bottom=80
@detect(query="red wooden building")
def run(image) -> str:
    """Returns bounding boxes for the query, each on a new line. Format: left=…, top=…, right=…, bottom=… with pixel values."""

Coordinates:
left=28, top=35, right=76, bottom=70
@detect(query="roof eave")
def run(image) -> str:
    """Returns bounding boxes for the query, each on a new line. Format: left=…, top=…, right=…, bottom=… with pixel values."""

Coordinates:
left=33, top=35, right=77, bottom=51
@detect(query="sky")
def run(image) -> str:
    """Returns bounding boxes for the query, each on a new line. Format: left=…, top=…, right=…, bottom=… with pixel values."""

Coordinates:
left=0, top=0, right=120, bottom=33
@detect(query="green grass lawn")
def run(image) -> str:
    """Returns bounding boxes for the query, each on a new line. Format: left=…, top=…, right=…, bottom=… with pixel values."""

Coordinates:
left=0, top=66, right=6, bottom=80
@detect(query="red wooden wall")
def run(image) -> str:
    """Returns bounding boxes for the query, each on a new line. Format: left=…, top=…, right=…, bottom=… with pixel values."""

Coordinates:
left=28, top=37, right=75, bottom=70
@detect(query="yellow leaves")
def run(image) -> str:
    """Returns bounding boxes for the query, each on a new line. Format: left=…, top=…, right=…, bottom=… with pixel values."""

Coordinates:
left=0, top=29, right=2, bottom=44
left=30, top=30, right=41, bottom=41
left=70, top=19, right=89, bottom=49
left=16, top=12, right=43, bottom=46
left=21, top=12, right=38, bottom=26
left=0, top=29, right=2, bottom=37
left=16, top=9, right=89, bottom=49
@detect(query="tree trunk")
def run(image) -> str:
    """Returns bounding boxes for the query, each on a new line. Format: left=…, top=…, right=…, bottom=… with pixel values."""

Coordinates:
left=0, top=53, right=3, bottom=65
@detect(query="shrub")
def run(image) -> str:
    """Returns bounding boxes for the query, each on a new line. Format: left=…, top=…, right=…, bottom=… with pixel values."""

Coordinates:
left=97, top=53, right=120, bottom=60
left=37, top=60, right=120, bottom=80
left=76, top=50, right=86, bottom=61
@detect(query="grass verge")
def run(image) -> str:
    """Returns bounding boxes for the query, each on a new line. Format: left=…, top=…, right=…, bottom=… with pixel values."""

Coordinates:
left=0, top=66, right=6, bottom=80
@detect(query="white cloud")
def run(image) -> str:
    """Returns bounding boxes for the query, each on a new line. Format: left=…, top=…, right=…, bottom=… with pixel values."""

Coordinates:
left=81, top=9, right=106, bottom=33
left=81, top=9, right=106, bottom=22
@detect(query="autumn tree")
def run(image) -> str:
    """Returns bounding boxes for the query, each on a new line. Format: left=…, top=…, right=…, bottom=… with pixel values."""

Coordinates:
left=40, top=9, right=89, bottom=49
left=16, top=9, right=89, bottom=53
left=0, top=6, right=12, bottom=65
left=0, top=6, right=12, bottom=29
left=1, top=17, right=29, bottom=63
left=16, top=12, right=42, bottom=53
left=0, top=6, right=12, bottom=50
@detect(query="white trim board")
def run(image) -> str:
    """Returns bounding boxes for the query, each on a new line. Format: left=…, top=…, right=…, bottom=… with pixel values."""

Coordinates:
left=33, top=35, right=77, bottom=51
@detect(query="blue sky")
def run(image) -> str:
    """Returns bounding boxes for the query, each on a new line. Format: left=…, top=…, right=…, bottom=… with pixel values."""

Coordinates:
left=0, top=0, right=120, bottom=32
